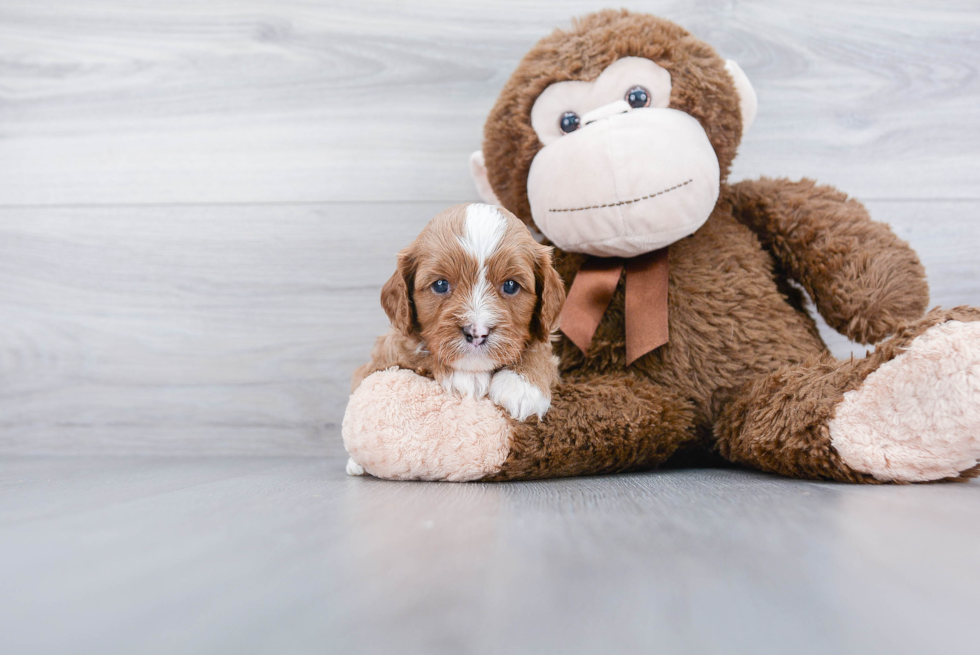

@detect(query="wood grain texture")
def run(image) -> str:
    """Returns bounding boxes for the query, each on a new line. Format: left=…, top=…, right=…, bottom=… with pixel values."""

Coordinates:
left=2, top=458, right=979, bottom=655
left=0, top=0, right=978, bottom=205
left=0, top=202, right=442, bottom=455
left=1, top=201, right=976, bottom=455
left=0, top=1, right=978, bottom=454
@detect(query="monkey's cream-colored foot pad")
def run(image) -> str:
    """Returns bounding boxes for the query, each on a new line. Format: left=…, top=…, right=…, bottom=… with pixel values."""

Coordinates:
left=342, top=368, right=513, bottom=482
left=830, top=320, right=980, bottom=482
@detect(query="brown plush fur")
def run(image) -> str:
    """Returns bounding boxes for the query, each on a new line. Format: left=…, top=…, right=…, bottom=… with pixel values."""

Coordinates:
left=475, top=10, right=974, bottom=483
left=488, top=373, right=697, bottom=481
left=730, top=178, right=929, bottom=343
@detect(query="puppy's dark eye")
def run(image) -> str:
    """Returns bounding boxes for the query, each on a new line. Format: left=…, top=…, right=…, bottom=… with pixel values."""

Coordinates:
left=501, top=280, right=520, bottom=296
left=559, top=111, right=580, bottom=134
left=626, top=85, right=650, bottom=109
left=431, top=279, right=450, bottom=295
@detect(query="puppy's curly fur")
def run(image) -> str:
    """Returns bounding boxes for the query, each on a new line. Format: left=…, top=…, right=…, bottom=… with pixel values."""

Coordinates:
left=352, top=203, right=565, bottom=421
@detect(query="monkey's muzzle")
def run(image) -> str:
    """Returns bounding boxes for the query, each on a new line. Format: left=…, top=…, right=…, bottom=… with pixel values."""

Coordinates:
left=527, top=108, right=720, bottom=258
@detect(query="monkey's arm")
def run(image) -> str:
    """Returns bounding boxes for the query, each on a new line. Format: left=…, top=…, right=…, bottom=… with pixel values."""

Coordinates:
left=343, top=366, right=699, bottom=481
left=487, top=373, right=698, bottom=480
left=728, top=177, right=928, bottom=344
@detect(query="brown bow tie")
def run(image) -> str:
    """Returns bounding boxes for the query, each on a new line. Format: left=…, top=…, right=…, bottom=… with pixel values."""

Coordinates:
left=559, top=248, right=669, bottom=365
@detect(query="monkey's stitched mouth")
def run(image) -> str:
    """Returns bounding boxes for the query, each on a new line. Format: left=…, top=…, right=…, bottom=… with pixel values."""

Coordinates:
left=547, top=179, right=693, bottom=213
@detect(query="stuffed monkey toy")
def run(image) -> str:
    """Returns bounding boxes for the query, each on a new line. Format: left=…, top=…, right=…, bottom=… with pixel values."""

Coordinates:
left=343, top=10, right=980, bottom=483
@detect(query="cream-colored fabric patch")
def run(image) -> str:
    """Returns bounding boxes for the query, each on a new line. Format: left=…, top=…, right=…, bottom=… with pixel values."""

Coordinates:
left=527, top=108, right=720, bottom=257
left=342, top=368, right=513, bottom=482
left=469, top=150, right=501, bottom=206
left=829, top=321, right=980, bottom=482
left=724, top=59, right=757, bottom=134
left=531, top=57, right=672, bottom=146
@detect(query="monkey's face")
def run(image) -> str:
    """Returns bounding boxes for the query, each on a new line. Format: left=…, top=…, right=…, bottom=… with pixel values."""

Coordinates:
left=526, top=57, right=720, bottom=258
left=477, top=12, right=758, bottom=259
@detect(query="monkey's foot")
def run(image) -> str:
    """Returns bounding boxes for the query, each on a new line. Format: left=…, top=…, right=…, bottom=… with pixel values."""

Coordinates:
left=829, top=320, right=980, bottom=482
left=342, top=368, right=513, bottom=481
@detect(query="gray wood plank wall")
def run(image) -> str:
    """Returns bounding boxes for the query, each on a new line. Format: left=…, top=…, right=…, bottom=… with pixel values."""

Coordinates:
left=1, top=0, right=978, bottom=455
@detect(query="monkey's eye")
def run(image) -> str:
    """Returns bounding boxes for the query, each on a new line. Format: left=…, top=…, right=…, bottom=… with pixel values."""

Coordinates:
left=626, top=85, right=651, bottom=109
left=559, top=111, right=580, bottom=134
left=501, top=280, right=520, bottom=296
left=431, top=279, right=450, bottom=295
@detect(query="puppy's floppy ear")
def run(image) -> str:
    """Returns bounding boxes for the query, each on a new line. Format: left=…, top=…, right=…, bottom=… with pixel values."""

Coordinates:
left=380, top=245, right=418, bottom=336
left=530, top=243, right=566, bottom=342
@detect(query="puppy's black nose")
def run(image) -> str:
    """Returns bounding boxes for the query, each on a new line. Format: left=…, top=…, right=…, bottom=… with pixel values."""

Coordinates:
left=462, top=324, right=490, bottom=346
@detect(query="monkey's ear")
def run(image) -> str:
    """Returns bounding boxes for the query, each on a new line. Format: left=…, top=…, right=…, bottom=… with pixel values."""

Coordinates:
left=380, top=248, right=418, bottom=336
left=469, top=150, right=502, bottom=205
left=724, top=60, right=758, bottom=135
left=531, top=244, right=566, bottom=342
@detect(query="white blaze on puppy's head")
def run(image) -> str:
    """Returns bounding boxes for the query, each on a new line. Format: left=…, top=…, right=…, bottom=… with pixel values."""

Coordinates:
left=457, top=203, right=507, bottom=344
left=380, top=203, right=565, bottom=374
left=459, top=203, right=507, bottom=265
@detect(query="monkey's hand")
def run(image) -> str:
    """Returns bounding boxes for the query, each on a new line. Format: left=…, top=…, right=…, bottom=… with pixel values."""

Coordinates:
left=343, top=368, right=514, bottom=481
left=729, top=177, right=928, bottom=344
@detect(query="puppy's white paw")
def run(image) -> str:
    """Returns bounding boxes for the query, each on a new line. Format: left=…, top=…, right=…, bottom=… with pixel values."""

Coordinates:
left=346, top=457, right=366, bottom=476
left=489, top=369, right=551, bottom=421
left=440, top=370, right=492, bottom=399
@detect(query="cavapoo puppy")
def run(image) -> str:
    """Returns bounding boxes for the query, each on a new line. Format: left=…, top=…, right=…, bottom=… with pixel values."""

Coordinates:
left=351, top=203, right=565, bottom=422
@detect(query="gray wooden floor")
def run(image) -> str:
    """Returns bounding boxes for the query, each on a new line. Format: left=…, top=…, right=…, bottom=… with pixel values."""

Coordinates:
left=1, top=1, right=979, bottom=653
left=3, top=457, right=980, bottom=655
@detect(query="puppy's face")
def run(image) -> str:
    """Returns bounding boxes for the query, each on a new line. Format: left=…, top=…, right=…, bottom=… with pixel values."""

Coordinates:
left=382, top=203, right=565, bottom=372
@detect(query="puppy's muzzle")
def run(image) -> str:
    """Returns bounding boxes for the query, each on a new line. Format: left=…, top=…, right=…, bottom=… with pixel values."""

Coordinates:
left=462, top=324, right=491, bottom=346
